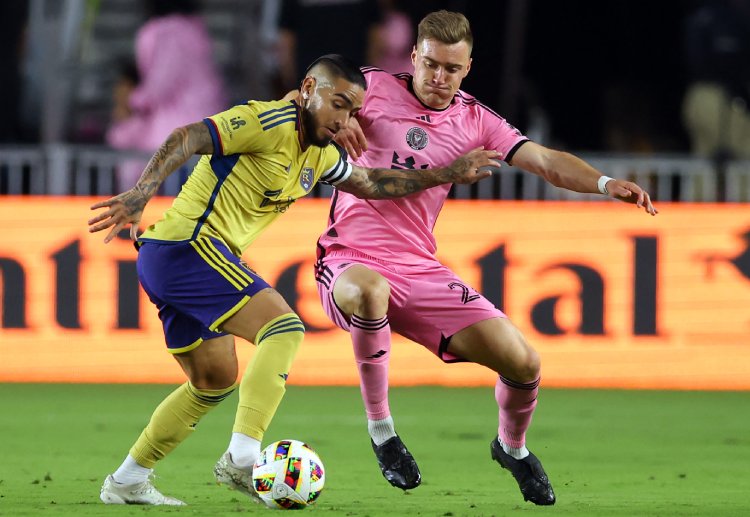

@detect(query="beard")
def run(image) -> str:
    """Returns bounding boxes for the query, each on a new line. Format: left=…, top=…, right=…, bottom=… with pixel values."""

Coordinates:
left=300, top=107, right=332, bottom=148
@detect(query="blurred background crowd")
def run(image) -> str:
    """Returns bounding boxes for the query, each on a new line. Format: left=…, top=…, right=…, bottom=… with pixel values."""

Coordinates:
left=0, top=0, right=748, bottom=196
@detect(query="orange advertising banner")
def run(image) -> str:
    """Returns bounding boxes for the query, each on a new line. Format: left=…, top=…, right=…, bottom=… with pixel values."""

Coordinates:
left=1, top=197, right=749, bottom=389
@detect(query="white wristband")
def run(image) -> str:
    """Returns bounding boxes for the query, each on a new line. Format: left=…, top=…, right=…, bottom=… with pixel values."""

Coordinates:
left=597, top=175, right=613, bottom=195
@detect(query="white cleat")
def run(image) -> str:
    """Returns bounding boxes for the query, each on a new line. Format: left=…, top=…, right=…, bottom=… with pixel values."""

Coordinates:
left=213, top=452, right=262, bottom=504
left=99, top=474, right=186, bottom=506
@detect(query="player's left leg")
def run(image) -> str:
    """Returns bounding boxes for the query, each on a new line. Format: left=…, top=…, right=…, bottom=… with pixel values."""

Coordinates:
left=213, top=287, right=305, bottom=501
left=448, top=318, right=555, bottom=506
left=321, top=258, right=421, bottom=490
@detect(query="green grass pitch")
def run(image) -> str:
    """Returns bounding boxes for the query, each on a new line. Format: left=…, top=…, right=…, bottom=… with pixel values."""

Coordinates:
left=0, top=384, right=747, bottom=516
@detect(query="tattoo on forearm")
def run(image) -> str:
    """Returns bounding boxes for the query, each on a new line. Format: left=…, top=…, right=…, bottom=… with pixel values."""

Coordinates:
left=340, top=154, right=480, bottom=200
left=135, top=124, right=211, bottom=199
left=365, top=165, right=464, bottom=198
left=370, top=168, right=425, bottom=197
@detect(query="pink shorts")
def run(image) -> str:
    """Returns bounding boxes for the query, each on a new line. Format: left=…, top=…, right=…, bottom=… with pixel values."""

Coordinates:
left=315, top=248, right=505, bottom=362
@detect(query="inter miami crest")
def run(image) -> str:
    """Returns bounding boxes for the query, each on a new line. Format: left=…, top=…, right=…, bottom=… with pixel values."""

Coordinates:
left=300, top=167, right=314, bottom=192
left=406, top=127, right=429, bottom=150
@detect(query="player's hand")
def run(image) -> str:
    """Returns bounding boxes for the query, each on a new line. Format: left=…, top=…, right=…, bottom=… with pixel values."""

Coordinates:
left=448, top=146, right=501, bottom=184
left=603, top=179, right=658, bottom=216
left=334, top=117, right=368, bottom=160
left=88, top=187, right=147, bottom=243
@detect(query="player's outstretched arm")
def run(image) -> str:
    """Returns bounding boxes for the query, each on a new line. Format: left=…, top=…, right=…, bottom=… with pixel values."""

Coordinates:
left=336, top=146, right=500, bottom=199
left=88, top=122, right=214, bottom=243
left=511, top=141, right=658, bottom=215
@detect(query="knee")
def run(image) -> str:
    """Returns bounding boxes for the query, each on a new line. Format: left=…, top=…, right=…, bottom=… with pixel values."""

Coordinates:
left=357, top=276, right=390, bottom=315
left=336, top=273, right=390, bottom=317
left=524, top=348, right=542, bottom=380
left=189, top=364, right=238, bottom=391
left=509, top=347, right=541, bottom=383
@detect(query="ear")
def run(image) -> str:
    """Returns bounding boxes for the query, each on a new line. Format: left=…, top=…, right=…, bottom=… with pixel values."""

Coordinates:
left=301, top=76, right=316, bottom=99
left=464, top=57, right=472, bottom=78
left=411, top=45, right=417, bottom=66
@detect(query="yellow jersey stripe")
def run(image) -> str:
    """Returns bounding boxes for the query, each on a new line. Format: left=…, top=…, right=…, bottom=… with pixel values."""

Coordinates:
left=194, top=238, right=249, bottom=288
left=190, top=240, right=245, bottom=290
left=210, top=295, right=251, bottom=331
left=199, top=238, right=255, bottom=286
left=167, top=336, right=203, bottom=355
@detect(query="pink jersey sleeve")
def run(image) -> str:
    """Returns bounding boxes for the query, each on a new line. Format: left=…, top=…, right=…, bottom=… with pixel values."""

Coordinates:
left=470, top=97, right=528, bottom=163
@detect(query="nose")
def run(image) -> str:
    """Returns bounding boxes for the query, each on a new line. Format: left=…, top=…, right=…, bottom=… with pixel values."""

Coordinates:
left=432, top=67, right=445, bottom=84
left=335, top=112, right=350, bottom=130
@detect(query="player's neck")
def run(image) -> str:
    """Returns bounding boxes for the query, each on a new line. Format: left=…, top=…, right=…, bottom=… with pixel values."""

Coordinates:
left=298, top=129, right=310, bottom=151
left=295, top=100, right=311, bottom=151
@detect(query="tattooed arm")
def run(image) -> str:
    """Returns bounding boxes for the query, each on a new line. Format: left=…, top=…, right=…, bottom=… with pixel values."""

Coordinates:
left=336, top=147, right=501, bottom=199
left=88, top=122, right=214, bottom=243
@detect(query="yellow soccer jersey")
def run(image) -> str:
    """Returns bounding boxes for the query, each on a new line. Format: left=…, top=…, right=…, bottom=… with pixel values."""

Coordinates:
left=139, top=100, right=352, bottom=256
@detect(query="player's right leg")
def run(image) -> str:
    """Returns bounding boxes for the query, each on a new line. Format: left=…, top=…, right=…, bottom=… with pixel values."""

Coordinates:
left=317, top=256, right=421, bottom=490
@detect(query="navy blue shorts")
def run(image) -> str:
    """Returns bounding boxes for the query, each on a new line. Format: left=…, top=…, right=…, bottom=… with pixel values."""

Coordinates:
left=137, top=237, right=272, bottom=353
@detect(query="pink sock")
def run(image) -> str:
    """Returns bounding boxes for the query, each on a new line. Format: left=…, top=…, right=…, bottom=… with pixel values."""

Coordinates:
left=495, top=376, right=539, bottom=448
left=351, top=314, right=391, bottom=420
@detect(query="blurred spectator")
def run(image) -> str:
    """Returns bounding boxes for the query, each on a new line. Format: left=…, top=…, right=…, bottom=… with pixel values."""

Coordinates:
left=276, top=0, right=383, bottom=95
left=110, top=60, right=140, bottom=132
left=682, top=0, right=750, bottom=160
left=0, top=1, right=28, bottom=142
left=107, top=0, right=228, bottom=190
left=371, top=0, right=414, bottom=74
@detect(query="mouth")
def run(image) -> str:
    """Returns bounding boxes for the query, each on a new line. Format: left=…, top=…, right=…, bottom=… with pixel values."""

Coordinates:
left=425, top=84, right=449, bottom=93
left=324, top=128, right=336, bottom=138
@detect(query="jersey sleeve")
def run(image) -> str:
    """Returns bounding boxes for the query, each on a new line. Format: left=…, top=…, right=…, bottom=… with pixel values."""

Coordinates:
left=203, top=104, right=265, bottom=156
left=319, top=143, right=353, bottom=185
left=477, top=107, right=530, bottom=164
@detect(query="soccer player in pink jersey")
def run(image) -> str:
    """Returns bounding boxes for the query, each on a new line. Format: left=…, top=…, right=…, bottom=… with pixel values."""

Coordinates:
left=314, top=10, right=657, bottom=506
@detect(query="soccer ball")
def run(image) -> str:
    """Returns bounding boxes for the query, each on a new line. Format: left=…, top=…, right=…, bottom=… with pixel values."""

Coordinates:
left=252, top=439, right=325, bottom=509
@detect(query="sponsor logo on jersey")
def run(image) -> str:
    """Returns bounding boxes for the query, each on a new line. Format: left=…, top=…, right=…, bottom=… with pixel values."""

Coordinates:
left=230, top=116, right=246, bottom=130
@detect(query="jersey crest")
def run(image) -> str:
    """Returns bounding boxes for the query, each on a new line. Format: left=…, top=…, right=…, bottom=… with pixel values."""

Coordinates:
left=300, top=167, right=314, bottom=191
left=406, top=127, right=429, bottom=150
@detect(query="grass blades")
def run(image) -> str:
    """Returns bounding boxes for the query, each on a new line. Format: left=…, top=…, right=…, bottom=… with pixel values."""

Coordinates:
left=0, top=385, right=747, bottom=516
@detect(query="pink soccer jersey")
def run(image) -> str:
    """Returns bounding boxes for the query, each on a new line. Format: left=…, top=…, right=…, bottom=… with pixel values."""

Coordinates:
left=317, top=68, right=529, bottom=265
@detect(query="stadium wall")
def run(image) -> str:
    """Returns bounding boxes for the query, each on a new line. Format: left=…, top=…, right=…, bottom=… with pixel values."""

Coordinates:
left=1, top=197, right=749, bottom=390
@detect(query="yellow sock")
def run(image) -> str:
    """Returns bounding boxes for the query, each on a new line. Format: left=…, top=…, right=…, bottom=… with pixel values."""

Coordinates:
left=130, top=382, right=235, bottom=468
left=233, top=313, right=305, bottom=440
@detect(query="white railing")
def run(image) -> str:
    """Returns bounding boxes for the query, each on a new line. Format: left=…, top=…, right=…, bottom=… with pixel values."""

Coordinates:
left=450, top=153, right=719, bottom=202
left=726, top=161, right=750, bottom=202
left=0, top=145, right=198, bottom=196
left=0, top=145, right=746, bottom=201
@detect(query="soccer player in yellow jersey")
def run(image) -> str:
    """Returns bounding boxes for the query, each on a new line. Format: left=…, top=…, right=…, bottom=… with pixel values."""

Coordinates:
left=88, top=54, right=500, bottom=506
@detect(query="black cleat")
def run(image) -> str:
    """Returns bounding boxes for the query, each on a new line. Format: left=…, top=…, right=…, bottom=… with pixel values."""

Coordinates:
left=371, top=435, right=422, bottom=490
left=490, top=436, right=556, bottom=505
